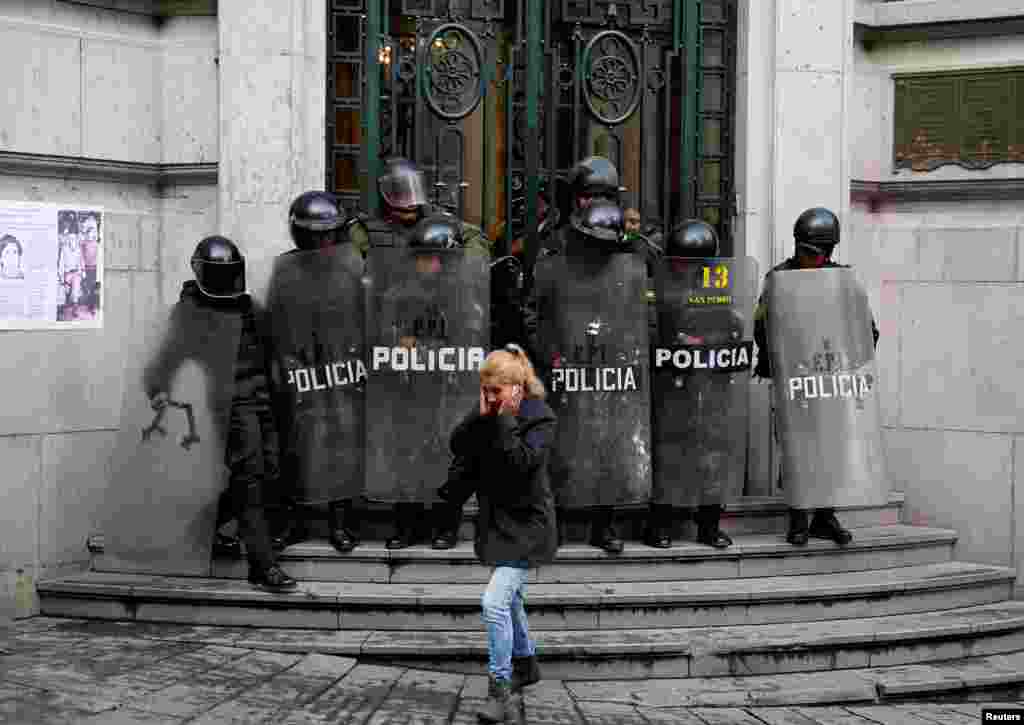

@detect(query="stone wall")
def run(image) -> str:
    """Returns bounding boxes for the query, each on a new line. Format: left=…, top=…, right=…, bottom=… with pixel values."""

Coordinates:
left=849, top=29, right=1024, bottom=592
left=0, top=3, right=219, bottom=619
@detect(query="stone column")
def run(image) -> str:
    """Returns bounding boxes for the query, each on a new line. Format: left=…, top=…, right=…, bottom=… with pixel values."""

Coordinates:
left=217, top=0, right=326, bottom=301
left=770, top=0, right=855, bottom=266
left=736, top=0, right=856, bottom=495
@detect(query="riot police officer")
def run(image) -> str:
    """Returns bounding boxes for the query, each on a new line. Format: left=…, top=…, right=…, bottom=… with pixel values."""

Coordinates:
left=351, top=157, right=492, bottom=256
left=148, top=236, right=297, bottom=590
left=528, top=199, right=653, bottom=553
left=491, top=181, right=560, bottom=353
left=266, top=191, right=367, bottom=553
left=364, top=210, right=491, bottom=551
left=646, top=220, right=755, bottom=549
left=754, top=207, right=879, bottom=546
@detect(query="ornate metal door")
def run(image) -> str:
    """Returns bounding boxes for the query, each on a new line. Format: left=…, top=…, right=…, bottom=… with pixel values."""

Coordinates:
left=327, top=0, right=736, bottom=249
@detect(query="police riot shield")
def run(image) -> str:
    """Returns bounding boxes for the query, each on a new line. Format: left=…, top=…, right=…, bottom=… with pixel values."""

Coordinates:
left=766, top=267, right=889, bottom=508
left=490, top=255, right=525, bottom=350
left=97, top=302, right=240, bottom=576
left=265, top=244, right=366, bottom=504
left=651, top=257, right=758, bottom=507
left=534, top=252, right=652, bottom=508
left=364, top=247, right=489, bottom=502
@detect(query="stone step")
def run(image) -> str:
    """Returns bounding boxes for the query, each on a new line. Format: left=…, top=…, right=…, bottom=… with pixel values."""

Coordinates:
left=38, top=561, right=1015, bottom=631
left=40, top=602, right=1024, bottom=681
left=560, top=649, right=1024, bottom=706
left=239, top=493, right=905, bottom=544
left=190, top=526, right=957, bottom=584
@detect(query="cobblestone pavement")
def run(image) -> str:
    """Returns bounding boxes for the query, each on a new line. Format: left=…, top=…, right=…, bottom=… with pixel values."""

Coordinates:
left=1, top=617, right=1021, bottom=724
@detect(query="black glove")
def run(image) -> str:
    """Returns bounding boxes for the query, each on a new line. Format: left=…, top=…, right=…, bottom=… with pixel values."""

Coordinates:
left=437, top=481, right=455, bottom=502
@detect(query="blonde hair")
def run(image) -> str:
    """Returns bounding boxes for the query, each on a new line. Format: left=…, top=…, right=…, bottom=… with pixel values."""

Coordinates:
left=480, top=344, right=547, bottom=400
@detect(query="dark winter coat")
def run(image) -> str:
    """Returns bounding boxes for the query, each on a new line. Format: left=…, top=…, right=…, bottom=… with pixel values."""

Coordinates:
left=439, top=399, right=559, bottom=567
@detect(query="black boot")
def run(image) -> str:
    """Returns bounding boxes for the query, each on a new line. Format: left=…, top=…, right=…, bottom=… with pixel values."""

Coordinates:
left=248, top=564, right=298, bottom=591
left=386, top=503, right=421, bottom=550
left=328, top=500, right=359, bottom=553
left=809, top=508, right=853, bottom=545
left=431, top=502, right=462, bottom=550
left=589, top=507, right=624, bottom=554
left=212, top=531, right=242, bottom=558
left=477, top=676, right=520, bottom=723
left=695, top=505, right=732, bottom=549
left=556, top=508, right=568, bottom=547
left=643, top=504, right=673, bottom=548
left=511, top=655, right=541, bottom=692
left=786, top=508, right=809, bottom=546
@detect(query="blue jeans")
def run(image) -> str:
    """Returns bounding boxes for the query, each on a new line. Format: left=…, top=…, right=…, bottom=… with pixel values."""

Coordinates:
left=482, top=566, right=535, bottom=682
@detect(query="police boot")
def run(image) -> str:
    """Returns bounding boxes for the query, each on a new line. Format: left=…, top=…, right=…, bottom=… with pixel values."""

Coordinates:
left=589, top=508, right=624, bottom=554
left=643, top=504, right=674, bottom=549
left=248, top=564, right=298, bottom=591
left=328, top=500, right=359, bottom=553
left=786, top=508, right=809, bottom=546
left=270, top=502, right=308, bottom=552
left=511, top=656, right=541, bottom=692
left=695, top=505, right=732, bottom=549
left=477, top=676, right=521, bottom=723
left=212, top=531, right=242, bottom=558
left=809, top=508, right=853, bottom=546
left=431, top=502, right=462, bottom=550
left=386, top=503, right=422, bottom=550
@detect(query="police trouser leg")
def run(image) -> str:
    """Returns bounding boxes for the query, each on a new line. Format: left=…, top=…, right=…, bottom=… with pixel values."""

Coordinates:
left=644, top=503, right=674, bottom=548
left=226, top=405, right=277, bottom=572
left=432, top=495, right=467, bottom=550
left=589, top=506, right=624, bottom=554
left=387, top=502, right=424, bottom=550
left=329, top=499, right=359, bottom=553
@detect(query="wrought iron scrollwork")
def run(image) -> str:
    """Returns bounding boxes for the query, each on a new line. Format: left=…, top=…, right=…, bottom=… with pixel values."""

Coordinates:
left=582, top=30, right=642, bottom=126
left=423, top=23, right=486, bottom=121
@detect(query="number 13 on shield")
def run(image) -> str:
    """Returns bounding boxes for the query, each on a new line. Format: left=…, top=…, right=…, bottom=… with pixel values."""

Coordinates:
left=701, top=264, right=730, bottom=289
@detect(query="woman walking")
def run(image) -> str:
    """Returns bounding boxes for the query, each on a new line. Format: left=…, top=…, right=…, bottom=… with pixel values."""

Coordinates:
left=438, top=344, right=558, bottom=723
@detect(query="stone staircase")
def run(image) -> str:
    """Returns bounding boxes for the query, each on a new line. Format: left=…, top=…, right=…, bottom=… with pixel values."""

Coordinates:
left=35, top=495, right=1024, bottom=705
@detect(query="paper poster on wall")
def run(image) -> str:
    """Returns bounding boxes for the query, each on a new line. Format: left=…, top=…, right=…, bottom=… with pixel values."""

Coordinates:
left=0, top=202, right=104, bottom=329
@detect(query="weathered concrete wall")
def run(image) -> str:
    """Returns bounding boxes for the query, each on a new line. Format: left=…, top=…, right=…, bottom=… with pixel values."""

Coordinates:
left=0, top=4, right=219, bottom=619
left=849, top=27, right=1024, bottom=594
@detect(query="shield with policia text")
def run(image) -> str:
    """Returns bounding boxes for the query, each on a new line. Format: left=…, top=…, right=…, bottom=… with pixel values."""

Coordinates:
left=265, top=244, right=366, bottom=504
left=766, top=266, right=889, bottom=509
left=533, top=251, right=652, bottom=508
left=97, top=300, right=241, bottom=576
left=651, top=256, right=758, bottom=507
left=364, top=246, right=489, bottom=503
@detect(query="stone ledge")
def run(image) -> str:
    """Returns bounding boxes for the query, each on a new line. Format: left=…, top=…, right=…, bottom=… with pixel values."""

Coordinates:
left=0, top=151, right=217, bottom=187
left=851, top=177, right=1024, bottom=204
left=856, top=0, right=1024, bottom=44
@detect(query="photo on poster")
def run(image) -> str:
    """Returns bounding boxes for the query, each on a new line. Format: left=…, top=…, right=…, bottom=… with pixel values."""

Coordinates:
left=0, top=201, right=103, bottom=329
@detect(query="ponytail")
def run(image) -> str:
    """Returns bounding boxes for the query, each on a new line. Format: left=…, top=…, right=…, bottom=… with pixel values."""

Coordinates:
left=480, top=343, right=547, bottom=400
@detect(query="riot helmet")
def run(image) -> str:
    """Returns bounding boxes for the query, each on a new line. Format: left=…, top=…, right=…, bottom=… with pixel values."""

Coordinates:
left=793, top=207, right=840, bottom=257
left=289, top=191, right=346, bottom=250
left=567, top=156, right=620, bottom=209
left=409, top=214, right=463, bottom=252
left=191, top=236, right=245, bottom=298
left=570, top=200, right=626, bottom=252
left=379, top=157, right=428, bottom=214
left=666, top=219, right=720, bottom=258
